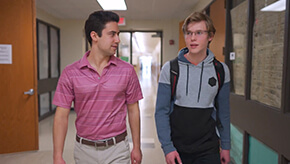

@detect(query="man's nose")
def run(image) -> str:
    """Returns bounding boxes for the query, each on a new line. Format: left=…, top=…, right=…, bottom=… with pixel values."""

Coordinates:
left=190, top=33, right=197, bottom=40
left=115, top=35, right=120, bottom=43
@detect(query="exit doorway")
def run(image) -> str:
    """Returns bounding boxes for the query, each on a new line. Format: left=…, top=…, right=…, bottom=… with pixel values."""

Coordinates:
left=117, top=31, right=162, bottom=82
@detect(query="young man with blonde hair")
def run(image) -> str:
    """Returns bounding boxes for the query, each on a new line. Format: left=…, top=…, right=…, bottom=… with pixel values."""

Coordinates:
left=155, top=12, right=231, bottom=164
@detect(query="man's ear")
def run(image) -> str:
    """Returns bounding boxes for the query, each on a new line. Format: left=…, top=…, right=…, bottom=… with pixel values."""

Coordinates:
left=90, top=31, right=99, bottom=42
left=208, top=33, right=214, bottom=42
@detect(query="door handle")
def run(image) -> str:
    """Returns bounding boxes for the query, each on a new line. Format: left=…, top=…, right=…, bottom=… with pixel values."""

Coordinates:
left=24, top=89, right=34, bottom=95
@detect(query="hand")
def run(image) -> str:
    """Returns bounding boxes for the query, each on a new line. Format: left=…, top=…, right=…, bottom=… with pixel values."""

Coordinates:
left=165, top=151, right=182, bottom=164
left=220, top=149, right=230, bottom=164
left=131, top=147, right=142, bottom=164
left=53, top=156, right=66, bottom=164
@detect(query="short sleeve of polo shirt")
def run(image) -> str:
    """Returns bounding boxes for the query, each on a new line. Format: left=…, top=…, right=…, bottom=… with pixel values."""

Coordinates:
left=52, top=68, right=74, bottom=109
left=125, top=67, right=143, bottom=104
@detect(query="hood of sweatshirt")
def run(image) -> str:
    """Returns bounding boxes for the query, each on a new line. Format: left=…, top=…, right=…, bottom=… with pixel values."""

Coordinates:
left=177, top=47, right=215, bottom=65
left=174, top=47, right=218, bottom=108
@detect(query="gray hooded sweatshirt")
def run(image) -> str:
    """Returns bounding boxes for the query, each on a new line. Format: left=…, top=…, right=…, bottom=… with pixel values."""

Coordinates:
left=155, top=47, right=231, bottom=155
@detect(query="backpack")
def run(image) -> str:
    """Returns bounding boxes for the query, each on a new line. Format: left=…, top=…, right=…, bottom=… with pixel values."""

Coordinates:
left=169, top=57, right=225, bottom=130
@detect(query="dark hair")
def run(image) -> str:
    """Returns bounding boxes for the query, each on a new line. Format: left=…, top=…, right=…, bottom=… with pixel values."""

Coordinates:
left=85, top=10, right=119, bottom=46
left=182, top=12, right=216, bottom=37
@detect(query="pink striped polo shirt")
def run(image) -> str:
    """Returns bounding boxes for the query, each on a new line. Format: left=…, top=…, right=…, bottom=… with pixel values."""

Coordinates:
left=53, top=51, right=143, bottom=140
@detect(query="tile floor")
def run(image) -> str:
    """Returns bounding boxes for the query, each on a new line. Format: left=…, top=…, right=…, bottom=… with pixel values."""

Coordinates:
left=0, top=68, right=166, bottom=164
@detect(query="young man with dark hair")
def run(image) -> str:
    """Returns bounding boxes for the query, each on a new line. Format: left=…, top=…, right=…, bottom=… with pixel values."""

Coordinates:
left=155, top=12, right=231, bottom=164
left=53, top=10, right=143, bottom=164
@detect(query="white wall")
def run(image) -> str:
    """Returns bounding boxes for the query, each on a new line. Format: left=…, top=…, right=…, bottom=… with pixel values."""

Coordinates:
left=192, top=0, right=213, bottom=12
left=36, top=8, right=61, bottom=27
left=37, top=8, right=180, bottom=71
left=59, top=20, right=85, bottom=70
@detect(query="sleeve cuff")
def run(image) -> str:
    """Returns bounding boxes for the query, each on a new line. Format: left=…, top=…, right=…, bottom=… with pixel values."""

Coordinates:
left=221, top=141, right=231, bottom=150
left=162, top=143, right=176, bottom=156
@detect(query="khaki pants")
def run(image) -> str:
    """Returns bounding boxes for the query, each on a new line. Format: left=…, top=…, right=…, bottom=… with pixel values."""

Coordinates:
left=74, top=137, right=130, bottom=164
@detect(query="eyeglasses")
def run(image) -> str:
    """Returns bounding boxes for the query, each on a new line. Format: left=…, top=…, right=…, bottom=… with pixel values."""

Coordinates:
left=185, top=30, right=209, bottom=37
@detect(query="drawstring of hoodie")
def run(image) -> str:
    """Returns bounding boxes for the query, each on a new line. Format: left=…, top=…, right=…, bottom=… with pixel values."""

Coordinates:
left=197, top=62, right=204, bottom=102
left=185, top=62, right=204, bottom=102
left=186, top=65, right=189, bottom=96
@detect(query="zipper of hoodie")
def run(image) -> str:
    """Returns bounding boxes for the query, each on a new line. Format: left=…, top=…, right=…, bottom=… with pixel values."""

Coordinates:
left=186, top=64, right=189, bottom=96
left=197, top=62, right=204, bottom=102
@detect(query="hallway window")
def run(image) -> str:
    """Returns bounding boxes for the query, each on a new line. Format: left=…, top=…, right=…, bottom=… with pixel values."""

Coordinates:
left=37, top=20, right=60, bottom=120
left=39, top=93, right=50, bottom=116
left=230, top=0, right=248, bottom=96
left=251, top=0, right=285, bottom=108
left=50, top=27, right=60, bottom=78
left=38, top=22, right=49, bottom=79
left=230, top=124, right=243, bottom=164
left=248, top=136, right=278, bottom=164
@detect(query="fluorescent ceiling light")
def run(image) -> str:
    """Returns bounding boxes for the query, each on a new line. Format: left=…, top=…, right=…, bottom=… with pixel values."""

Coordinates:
left=97, top=0, right=127, bottom=10
left=261, top=0, right=286, bottom=12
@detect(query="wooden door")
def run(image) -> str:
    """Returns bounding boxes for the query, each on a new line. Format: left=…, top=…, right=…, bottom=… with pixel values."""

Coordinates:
left=0, top=0, right=38, bottom=154
left=209, top=0, right=226, bottom=62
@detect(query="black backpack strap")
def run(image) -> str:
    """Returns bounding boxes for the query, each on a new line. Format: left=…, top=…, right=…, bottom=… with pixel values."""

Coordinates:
left=213, top=58, right=225, bottom=130
left=213, top=58, right=225, bottom=91
left=170, top=57, right=179, bottom=101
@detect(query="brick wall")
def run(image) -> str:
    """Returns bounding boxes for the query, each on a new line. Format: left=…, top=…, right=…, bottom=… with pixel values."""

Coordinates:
left=251, top=0, right=284, bottom=108
left=231, top=0, right=248, bottom=96
left=231, top=0, right=284, bottom=108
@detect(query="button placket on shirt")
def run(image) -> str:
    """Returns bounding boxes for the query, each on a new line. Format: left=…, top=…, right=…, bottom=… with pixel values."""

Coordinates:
left=91, top=70, right=101, bottom=82
left=98, top=65, right=111, bottom=81
left=94, top=63, right=111, bottom=82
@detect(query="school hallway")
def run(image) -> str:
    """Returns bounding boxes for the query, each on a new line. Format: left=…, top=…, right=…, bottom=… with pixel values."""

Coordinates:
left=0, top=67, right=166, bottom=164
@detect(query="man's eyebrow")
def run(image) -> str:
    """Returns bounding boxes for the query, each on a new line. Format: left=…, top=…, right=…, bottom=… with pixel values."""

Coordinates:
left=108, top=31, right=120, bottom=35
left=187, top=29, right=205, bottom=32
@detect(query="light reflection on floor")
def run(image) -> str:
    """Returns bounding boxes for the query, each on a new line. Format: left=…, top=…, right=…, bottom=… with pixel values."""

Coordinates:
left=129, top=57, right=165, bottom=163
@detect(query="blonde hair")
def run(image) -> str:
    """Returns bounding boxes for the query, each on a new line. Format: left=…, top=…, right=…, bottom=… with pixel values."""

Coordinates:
left=182, top=12, right=216, bottom=37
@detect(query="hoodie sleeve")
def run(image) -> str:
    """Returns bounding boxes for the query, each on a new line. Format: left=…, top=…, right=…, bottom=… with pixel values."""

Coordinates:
left=217, top=63, right=231, bottom=150
left=155, top=62, right=176, bottom=155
